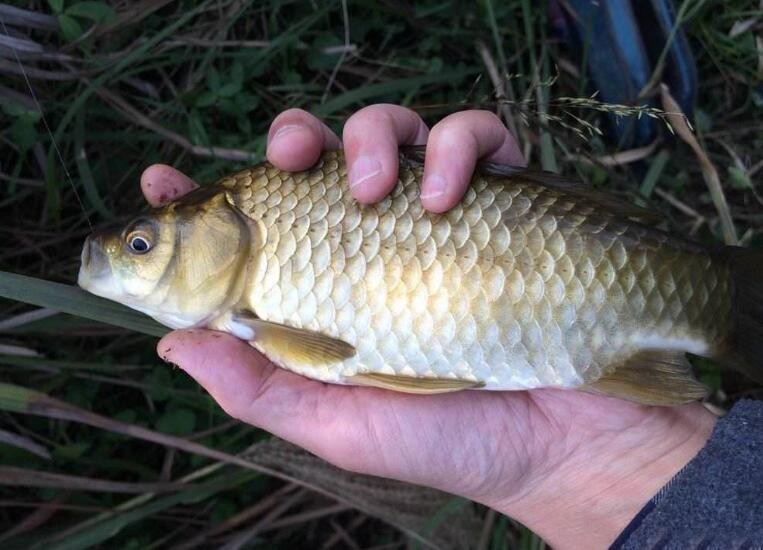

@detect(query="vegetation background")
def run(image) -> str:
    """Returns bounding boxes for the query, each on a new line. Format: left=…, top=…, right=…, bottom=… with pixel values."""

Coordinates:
left=0, top=0, right=761, bottom=547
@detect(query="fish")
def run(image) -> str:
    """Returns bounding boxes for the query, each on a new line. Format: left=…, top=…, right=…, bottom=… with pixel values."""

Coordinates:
left=77, top=148, right=763, bottom=406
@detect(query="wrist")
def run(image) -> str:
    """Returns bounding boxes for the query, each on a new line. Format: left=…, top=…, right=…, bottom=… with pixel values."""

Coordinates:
left=486, top=400, right=717, bottom=549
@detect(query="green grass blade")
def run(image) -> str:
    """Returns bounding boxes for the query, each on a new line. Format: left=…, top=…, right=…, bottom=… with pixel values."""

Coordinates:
left=410, top=496, right=470, bottom=550
left=0, top=271, right=168, bottom=337
left=45, top=471, right=258, bottom=550
left=0, top=382, right=38, bottom=414
left=0, top=354, right=147, bottom=372
left=313, top=68, right=478, bottom=117
left=640, top=149, right=671, bottom=198
left=75, top=109, right=114, bottom=220
left=0, top=465, right=197, bottom=494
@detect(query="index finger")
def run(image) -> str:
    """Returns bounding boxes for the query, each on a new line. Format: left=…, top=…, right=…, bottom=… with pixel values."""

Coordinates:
left=140, top=164, right=198, bottom=207
left=266, top=108, right=341, bottom=171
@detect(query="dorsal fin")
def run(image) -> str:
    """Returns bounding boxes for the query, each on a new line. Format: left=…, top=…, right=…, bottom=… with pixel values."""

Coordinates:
left=399, top=146, right=662, bottom=226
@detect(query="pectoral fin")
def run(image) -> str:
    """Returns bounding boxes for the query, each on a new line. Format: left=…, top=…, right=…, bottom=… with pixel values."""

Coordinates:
left=349, top=372, right=484, bottom=394
left=232, top=312, right=355, bottom=366
left=583, top=349, right=709, bottom=406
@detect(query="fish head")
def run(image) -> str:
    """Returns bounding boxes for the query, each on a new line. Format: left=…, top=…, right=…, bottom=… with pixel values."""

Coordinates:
left=78, top=187, right=254, bottom=328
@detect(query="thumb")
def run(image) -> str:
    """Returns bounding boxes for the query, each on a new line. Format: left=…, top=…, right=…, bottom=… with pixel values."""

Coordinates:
left=156, top=329, right=351, bottom=453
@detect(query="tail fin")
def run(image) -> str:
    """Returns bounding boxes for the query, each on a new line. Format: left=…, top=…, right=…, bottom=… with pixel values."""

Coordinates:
left=723, top=247, right=763, bottom=385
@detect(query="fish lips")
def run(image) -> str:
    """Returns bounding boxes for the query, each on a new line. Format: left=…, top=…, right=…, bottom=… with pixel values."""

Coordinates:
left=77, top=233, right=113, bottom=291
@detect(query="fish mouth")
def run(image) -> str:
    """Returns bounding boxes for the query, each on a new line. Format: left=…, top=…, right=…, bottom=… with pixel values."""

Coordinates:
left=77, top=234, right=111, bottom=290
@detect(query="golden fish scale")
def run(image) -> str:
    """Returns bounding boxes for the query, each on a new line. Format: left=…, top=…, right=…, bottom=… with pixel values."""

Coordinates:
left=216, top=151, right=731, bottom=389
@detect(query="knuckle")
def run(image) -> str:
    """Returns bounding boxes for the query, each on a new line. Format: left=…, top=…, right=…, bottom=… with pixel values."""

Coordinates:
left=270, top=108, right=318, bottom=134
left=346, top=104, right=396, bottom=132
left=435, top=109, right=496, bottom=132
left=431, top=113, right=465, bottom=136
left=274, top=107, right=311, bottom=121
left=345, top=104, right=426, bottom=149
left=431, top=110, right=507, bottom=153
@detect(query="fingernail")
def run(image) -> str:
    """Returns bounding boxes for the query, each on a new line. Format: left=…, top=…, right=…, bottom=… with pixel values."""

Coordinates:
left=348, top=155, right=382, bottom=188
left=421, top=174, right=446, bottom=200
left=271, top=124, right=303, bottom=144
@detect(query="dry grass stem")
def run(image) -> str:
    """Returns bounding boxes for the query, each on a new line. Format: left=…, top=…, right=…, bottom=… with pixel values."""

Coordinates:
left=94, top=85, right=255, bottom=162
left=568, top=140, right=659, bottom=167
left=660, top=84, right=738, bottom=244
left=476, top=40, right=520, bottom=141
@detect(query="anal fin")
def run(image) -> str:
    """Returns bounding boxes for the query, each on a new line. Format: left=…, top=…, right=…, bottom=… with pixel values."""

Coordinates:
left=349, top=372, right=484, bottom=394
left=583, top=349, right=709, bottom=406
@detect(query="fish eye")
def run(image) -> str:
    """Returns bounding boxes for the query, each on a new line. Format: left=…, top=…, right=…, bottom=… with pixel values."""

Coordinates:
left=127, top=232, right=152, bottom=254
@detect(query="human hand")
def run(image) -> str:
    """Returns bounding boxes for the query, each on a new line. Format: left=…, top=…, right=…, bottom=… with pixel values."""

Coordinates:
left=141, top=105, right=717, bottom=548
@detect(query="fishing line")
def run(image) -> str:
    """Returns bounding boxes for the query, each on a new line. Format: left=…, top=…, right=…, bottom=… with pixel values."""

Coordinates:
left=0, top=16, right=93, bottom=231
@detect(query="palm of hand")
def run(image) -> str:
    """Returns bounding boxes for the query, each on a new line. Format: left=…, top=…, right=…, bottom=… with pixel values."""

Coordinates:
left=159, top=327, right=658, bottom=509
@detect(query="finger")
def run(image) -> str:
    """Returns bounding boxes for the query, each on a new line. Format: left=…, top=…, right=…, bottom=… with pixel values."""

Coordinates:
left=140, top=164, right=198, bottom=207
left=342, top=104, right=429, bottom=203
left=421, top=110, right=525, bottom=213
left=157, top=330, right=359, bottom=457
left=266, top=108, right=341, bottom=171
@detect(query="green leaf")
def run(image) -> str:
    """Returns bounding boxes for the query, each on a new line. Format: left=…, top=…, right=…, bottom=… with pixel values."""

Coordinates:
left=752, top=88, right=763, bottom=108
left=218, top=98, right=242, bottom=117
left=237, top=92, right=260, bottom=112
left=206, top=67, right=221, bottom=92
left=230, top=61, right=244, bottom=87
left=699, top=367, right=722, bottom=391
left=694, top=108, right=713, bottom=133
left=187, top=109, right=210, bottom=146
left=156, top=408, right=196, bottom=435
left=0, top=383, right=38, bottom=414
left=640, top=149, right=670, bottom=198
left=65, top=1, right=117, bottom=22
left=281, top=69, right=302, bottom=86
left=0, top=271, right=168, bottom=337
left=209, top=498, right=238, bottom=523
left=236, top=115, right=252, bottom=135
left=58, top=13, right=83, bottom=41
left=195, top=90, right=218, bottom=108
left=65, top=377, right=100, bottom=408
left=48, top=0, right=64, bottom=13
left=54, top=442, right=90, bottom=460
left=2, top=101, right=40, bottom=119
left=10, top=116, right=38, bottom=152
left=113, top=409, right=137, bottom=424
left=307, top=32, right=343, bottom=71
left=216, top=82, right=240, bottom=98
left=144, top=367, right=173, bottom=402
left=727, top=166, right=752, bottom=190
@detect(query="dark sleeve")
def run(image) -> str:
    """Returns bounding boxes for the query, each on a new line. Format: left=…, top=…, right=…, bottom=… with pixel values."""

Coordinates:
left=611, top=399, right=763, bottom=549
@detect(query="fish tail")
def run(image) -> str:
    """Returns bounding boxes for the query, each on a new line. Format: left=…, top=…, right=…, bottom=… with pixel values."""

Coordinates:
left=718, top=246, right=763, bottom=385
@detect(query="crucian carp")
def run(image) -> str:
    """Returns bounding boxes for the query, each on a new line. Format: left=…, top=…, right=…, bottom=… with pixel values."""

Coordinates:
left=78, top=148, right=763, bottom=405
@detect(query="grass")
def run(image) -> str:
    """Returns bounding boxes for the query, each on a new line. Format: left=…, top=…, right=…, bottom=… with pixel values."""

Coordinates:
left=1, top=0, right=761, bottom=547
